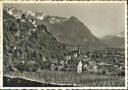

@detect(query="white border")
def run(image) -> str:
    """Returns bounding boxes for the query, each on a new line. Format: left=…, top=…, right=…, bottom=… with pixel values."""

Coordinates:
left=0, top=1, right=3, bottom=88
left=1, top=1, right=127, bottom=89
left=124, top=1, right=127, bottom=89
left=1, top=1, right=127, bottom=3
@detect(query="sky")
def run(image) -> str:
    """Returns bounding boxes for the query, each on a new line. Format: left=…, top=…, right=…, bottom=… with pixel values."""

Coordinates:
left=4, top=3, right=125, bottom=38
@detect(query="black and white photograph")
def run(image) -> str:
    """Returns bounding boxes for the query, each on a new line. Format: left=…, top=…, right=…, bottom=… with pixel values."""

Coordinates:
left=3, top=2, right=126, bottom=88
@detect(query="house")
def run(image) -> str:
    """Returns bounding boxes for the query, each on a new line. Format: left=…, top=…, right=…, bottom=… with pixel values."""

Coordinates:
left=57, top=61, right=65, bottom=71
left=97, top=62, right=106, bottom=65
left=92, top=65, right=98, bottom=72
left=98, top=64, right=115, bottom=74
left=83, top=60, right=98, bottom=72
left=88, top=60, right=97, bottom=66
left=65, top=55, right=71, bottom=61
left=70, top=45, right=80, bottom=58
left=73, top=53, right=78, bottom=58
left=42, top=57, right=46, bottom=61
left=41, top=61, right=52, bottom=70
left=66, top=60, right=83, bottom=73
left=66, top=60, right=78, bottom=71
left=50, top=63, right=56, bottom=71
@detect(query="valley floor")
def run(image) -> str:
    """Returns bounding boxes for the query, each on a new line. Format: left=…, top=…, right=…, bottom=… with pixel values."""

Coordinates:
left=3, top=70, right=125, bottom=87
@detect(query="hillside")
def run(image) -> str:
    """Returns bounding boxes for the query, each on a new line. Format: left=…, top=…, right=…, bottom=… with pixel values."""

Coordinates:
left=101, top=35, right=125, bottom=48
left=3, top=9, right=67, bottom=72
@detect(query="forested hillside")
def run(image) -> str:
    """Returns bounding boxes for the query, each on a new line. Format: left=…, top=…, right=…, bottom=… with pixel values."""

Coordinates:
left=3, top=10, right=67, bottom=72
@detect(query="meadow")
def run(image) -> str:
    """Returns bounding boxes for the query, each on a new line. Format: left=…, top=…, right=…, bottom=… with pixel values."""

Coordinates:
left=4, top=70, right=125, bottom=87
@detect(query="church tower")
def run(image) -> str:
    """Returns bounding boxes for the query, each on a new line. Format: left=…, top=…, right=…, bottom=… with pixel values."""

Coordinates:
left=78, top=45, right=80, bottom=57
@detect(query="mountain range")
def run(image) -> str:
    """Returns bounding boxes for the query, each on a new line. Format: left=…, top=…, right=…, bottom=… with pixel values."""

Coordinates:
left=4, top=7, right=125, bottom=48
left=101, top=35, right=125, bottom=48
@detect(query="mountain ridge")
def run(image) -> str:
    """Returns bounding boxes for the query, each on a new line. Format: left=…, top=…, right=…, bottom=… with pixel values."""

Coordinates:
left=101, top=35, right=125, bottom=48
left=4, top=7, right=106, bottom=47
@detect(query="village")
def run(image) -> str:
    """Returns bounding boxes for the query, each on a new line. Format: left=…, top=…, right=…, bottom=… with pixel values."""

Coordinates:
left=36, top=46, right=125, bottom=76
left=4, top=46, right=125, bottom=87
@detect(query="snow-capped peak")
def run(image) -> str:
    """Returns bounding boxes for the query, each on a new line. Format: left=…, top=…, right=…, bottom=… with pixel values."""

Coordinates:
left=4, top=7, right=23, bottom=19
left=26, top=10, right=35, bottom=16
left=35, top=12, right=48, bottom=20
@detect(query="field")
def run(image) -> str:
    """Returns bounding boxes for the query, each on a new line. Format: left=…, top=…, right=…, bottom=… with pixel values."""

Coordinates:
left=4, top=70, right=125, bottom=87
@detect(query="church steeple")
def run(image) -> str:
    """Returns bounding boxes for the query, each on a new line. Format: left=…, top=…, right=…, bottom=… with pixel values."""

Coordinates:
left=78, top=45, right=80, bottom=57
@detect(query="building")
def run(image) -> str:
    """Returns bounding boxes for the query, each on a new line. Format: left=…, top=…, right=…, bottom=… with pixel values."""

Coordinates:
left=66, top=60, right=83, bottom=73
left=98, top=64, right=115, bottom=74
left=50, top=63, right=56, bottom=71
left=66, top=60, right=78, bottom=71
left=83, top=60, right=98, bottom=72
left=77, top=60, right=82, bottom=73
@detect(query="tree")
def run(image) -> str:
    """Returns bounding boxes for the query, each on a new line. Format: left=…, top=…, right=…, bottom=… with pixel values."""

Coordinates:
left=43, top=15, right=51, bottom=22
left=21, top=14, right=26, bottom=19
